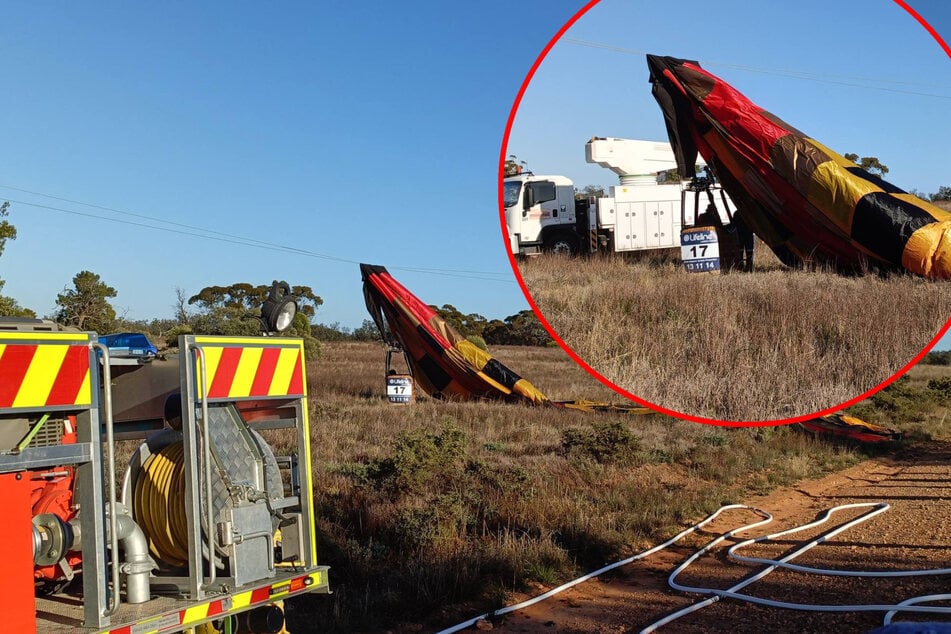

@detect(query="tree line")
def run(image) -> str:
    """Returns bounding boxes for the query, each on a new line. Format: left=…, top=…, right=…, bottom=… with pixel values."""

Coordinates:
left=0, top=201, right=551, bottom=352
left=5, top=271, right=552, bottom=355
left=314, top=305, right=553, bottom=348
left=922, top=350, right=951, bottom=365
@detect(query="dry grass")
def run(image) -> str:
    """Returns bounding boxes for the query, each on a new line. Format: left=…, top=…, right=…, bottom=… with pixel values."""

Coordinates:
left=279, top=341, right=951, bottom=632
left=518, top=255, right=951, bottom=421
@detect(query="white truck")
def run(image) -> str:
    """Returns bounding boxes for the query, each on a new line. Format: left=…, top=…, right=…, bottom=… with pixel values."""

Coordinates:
left=504, top=137, right=736, bottom=256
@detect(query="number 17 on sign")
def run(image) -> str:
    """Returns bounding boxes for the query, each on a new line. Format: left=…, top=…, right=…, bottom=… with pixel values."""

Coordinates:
left=680, top=227, right=720, bottom=272
left=386, top=375, right=414, bottom=404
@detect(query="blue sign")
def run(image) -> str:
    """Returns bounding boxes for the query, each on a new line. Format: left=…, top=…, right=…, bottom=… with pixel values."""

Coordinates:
left=681, top=227, right=720, bottom=272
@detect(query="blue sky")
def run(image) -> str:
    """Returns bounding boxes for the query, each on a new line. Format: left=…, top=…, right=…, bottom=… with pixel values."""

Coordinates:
left=0, top=2, right=582, bottom=328
left=1, top=1, right=950, bottom=352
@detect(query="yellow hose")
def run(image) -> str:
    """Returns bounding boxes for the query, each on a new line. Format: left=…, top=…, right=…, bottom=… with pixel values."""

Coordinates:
left=134, top=441, right=191, bottom=567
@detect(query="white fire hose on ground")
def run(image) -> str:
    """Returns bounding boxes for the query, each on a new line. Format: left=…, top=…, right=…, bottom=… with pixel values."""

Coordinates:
left=438, top=503, right=951, bottom=633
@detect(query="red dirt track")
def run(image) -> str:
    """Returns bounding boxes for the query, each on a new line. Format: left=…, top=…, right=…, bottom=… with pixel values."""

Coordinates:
left=480, top=441, right=951, bottom=633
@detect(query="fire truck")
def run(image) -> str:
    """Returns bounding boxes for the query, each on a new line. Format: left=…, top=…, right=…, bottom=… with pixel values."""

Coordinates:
left=0, top=282, right=329, bottom=633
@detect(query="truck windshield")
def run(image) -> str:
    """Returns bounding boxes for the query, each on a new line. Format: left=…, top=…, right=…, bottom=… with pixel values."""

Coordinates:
left=503, top=181, right=521, bottom=208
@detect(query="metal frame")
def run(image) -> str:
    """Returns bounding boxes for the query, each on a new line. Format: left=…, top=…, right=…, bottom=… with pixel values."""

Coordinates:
left=0, top=332, right=111, bottom=628
left=178, top=334, right=321, bottom=599
left=3, top=330, right=328, bottom=632
left=91, top=342, right=122, bottom=617
left=180, top=338, right=211, bottom=598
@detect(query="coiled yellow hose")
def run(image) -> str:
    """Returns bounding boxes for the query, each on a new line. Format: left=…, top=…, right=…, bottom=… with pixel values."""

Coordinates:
left=134, top=441, right=190, bottom=567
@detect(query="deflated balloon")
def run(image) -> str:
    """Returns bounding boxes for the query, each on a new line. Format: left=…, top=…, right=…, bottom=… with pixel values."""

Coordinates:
left=647, top=54, right=951, bottom=278
left=361, top=263, right=549, bottom=404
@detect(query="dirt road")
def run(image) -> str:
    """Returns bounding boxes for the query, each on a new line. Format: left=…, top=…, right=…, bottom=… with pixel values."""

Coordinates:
left=482, top=440, right=951, bottom=633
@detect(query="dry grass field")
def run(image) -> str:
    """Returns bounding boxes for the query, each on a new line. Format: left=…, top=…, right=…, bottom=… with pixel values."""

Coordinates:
left=517, top=255, right=951, bottom=422
left=280, top=341, right=951, bottom=633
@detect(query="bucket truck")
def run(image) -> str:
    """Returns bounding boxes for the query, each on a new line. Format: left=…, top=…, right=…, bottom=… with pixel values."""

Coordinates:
left=503, top=137, right=736, bottom=256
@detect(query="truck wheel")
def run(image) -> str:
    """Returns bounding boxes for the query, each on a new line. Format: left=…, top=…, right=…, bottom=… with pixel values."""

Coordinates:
left=544, top=233, right=578, bottom=255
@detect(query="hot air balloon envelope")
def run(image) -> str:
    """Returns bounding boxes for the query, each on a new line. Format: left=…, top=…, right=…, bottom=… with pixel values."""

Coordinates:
left=646, top=54, right=951, bottom=278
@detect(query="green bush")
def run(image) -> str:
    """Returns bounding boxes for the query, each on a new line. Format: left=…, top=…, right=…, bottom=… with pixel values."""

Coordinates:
left=163, top=324, right=193, bottom=348
left=927, top=376, right=951, bottom=401
left=561, top=420, right=640, bottom=463
left=392, top=494, right=469, bottom=549
left=872, top=375, right=920, bottom=410
left=367, top=423, right=467, bottom=493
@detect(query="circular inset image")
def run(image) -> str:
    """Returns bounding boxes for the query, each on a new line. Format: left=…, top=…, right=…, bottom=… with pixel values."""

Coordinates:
left=500, top=0, right=951, bottom=424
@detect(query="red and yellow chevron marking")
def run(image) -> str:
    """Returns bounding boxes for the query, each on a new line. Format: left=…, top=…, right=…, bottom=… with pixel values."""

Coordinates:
left=102, top=570, right=326, bottom=634
left=0, top=334, right=92, bottom=410
left=193, top=337, right=305, bottom=401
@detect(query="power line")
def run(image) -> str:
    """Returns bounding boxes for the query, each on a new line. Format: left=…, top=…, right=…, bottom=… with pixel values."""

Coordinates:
left=562, top=38, right=951, bottom=100
left=0, top=184, right=288, bottom=251
left=0, top=187, right=516, bottom=284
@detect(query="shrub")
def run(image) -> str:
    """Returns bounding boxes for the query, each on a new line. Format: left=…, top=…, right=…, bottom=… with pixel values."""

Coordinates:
left=867, top=375, right=937, bottom=423
left=163, top=324, right=193, bottom=348
left=366, top=423, right=467, bottom=493
left=927, top=376, right=951, bottom=401
left=561, top=420, right=640, bottom=463
left=392, top=494, right=469, bottom=549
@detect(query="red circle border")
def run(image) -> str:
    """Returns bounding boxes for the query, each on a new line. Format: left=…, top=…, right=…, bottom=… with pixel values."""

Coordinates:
left=497, top=0, right=951, bottom=427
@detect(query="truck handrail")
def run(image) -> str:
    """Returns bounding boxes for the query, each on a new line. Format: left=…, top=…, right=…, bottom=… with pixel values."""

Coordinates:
left=191, top=344, right=217, bottom=590
left=91, top=341, right=120, bottom=617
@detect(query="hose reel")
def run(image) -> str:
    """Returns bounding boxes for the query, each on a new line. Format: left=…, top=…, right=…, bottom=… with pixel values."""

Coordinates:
left=134, top=441, right=190, bottom=567
left=123, top=406, right=285, bottom=583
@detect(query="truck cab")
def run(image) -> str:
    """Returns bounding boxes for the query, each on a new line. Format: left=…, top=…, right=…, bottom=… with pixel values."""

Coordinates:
left=502, top=139, right=738, bottom=259
left=503, top=174, right=585, bottom=255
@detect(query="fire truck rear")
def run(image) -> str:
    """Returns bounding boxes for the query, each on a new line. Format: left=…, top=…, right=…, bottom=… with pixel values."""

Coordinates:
left=0, top=293, right=329, bottom=633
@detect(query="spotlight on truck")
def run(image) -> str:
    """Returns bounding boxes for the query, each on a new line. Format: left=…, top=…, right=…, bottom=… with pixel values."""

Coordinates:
left=260, top=280, right=298, bottom=334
